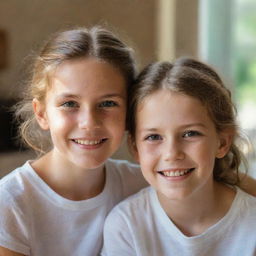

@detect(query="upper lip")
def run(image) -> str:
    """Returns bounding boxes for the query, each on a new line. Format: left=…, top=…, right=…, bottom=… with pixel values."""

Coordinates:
left=157, top=168, right=193, bottom=172
left=157, top=168, right=195, bottom=177
left=72, top=138, right=108, bottom=144
left=72, top=137, right=106, bottom=140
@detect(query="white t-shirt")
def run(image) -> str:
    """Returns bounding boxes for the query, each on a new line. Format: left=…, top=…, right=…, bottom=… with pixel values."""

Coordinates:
left=102, top=186, right=256, bottom=256
left=0, top=159, right=148, bottom=256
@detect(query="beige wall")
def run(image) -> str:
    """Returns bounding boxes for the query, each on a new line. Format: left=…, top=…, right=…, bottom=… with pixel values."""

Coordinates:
left=155, top=0, right=199, bottom=61
left=0, top=0, right=157, bottom=99
left=175, top=0, right=199, bottom=58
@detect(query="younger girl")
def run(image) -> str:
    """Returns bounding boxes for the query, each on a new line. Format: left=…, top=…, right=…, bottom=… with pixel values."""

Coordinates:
left=0, top=26, right=148, bottom=256
left=102, top=58, right=256, bottom=255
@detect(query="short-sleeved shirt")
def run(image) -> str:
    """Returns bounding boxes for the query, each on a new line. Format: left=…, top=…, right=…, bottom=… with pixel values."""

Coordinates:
left=102, top=186, right=256, bottom=256
left=0, top=159, right=148, bottom=256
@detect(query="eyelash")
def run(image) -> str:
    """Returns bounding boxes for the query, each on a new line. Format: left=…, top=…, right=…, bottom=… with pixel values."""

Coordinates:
left=98, top=100, right=118, bottom=108
left=182, top=130, right=202, bottom=138
left=60, top=100, right=119, bottom=109
left=61, top=101, right=79, bottom=108
left=144, top=134, right=162, bottom=141
left=143, top=131, right=202, bottom=141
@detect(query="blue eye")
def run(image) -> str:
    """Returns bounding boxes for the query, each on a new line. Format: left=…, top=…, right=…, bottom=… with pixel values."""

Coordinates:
left=145, top=134, right=162, bottom=141
left=61, top=101, right=79, bottom=108
left=99, top=101, right=118, bottom=108
left=183, top=130, right=201, bottom=138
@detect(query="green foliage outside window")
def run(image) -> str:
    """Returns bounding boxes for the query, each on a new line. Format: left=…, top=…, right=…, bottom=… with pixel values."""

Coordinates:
left=234, top=0, right=256, bottom=106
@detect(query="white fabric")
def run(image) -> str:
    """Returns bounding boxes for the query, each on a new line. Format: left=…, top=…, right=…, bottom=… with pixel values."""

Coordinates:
left=0, top=159, right=148, bottom=256
left=102, top=186, right=256, bottom=256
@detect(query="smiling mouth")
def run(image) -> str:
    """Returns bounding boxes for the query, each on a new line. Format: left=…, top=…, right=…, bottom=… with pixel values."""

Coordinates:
left=72, top=138, right=108, bottom=146
left=158, top=168, right=195, bottom=177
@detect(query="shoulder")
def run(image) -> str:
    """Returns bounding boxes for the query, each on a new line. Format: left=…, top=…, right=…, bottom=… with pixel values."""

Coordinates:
left=235, top=187, right=256, bottom=216
left=0, top=163, right=31, bottom=255
left=106, top=158, right=140, bottom=174
left=106, top=187, right=152, bottom=223
left=0, top=162, right=29, bottom=196
left=117, top=186, right=153, bottom=209
left=102, top=187, right=154, bottom=256
left=0, top=161, right=36, bottom=214
left=105, top=158, right=148, bottom=198
left=103, top=186, right=155, bottom=248
left=237, top=187, right=256, bottom=205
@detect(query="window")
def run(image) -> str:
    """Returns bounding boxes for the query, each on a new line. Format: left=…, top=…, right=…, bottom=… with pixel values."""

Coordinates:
left=200, top=0, right=256, bottom=176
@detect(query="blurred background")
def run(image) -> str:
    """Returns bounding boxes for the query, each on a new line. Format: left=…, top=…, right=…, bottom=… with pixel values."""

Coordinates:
left=0, top=0, right=255, bottom=178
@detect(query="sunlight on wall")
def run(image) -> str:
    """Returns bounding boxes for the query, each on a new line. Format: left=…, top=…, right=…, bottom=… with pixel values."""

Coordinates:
left=156, top=0, right=176, bottom=61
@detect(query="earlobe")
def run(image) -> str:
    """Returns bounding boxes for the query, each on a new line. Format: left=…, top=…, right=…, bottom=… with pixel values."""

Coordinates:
left=32, top=98, right=49, bottom=130
left=216, top=130, right=234, bottom=159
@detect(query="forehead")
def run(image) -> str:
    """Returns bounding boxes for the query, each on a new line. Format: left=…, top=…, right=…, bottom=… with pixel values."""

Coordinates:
left=48, top=57, right=127, bottom=95
left=136, top=89, right=214, bottom=129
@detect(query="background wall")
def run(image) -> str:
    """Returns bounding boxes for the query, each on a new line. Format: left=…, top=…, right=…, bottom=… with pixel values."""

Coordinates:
left=175, top=0, right=198, bottom=58
left=0, top=0, right=158, bottom=99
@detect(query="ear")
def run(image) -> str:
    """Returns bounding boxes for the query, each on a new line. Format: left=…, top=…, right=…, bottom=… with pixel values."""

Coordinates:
left=216, top=129, right=234, bottom=159
left=127, top=134, right=140, bottom=163
left=32, top=98, right=49, bottom=130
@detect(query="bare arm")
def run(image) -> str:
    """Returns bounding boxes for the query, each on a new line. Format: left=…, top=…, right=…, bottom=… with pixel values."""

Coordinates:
left=239, top=173, right=256, bottom=196
left=0, top=246, right=26, bottom=256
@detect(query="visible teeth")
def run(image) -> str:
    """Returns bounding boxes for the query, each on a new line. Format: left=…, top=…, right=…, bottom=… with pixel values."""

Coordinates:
left=162, top=169, right=192, bottom=177
left=74, top=139, right=102, bottom=145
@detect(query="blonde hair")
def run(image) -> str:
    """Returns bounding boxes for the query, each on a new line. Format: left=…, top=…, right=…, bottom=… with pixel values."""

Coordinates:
left=128, top=57, right=247, bottom=186
left=15, top=26, right=136, bottom=153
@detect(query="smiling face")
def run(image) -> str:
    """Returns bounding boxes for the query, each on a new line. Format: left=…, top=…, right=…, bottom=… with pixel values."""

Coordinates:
left=134, top=89, right=231, bottom=201
left=33, top=57, right=127, bottom=169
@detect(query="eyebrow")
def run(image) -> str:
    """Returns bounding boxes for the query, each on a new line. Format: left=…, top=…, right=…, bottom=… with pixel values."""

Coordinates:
left=100, top=93, right=126, bottom=100
left=56, top=93, right=79, bottom=99
left=138, top=123, right=208, bottom=132
left=56, top=93, right=126, bottom=100
left=180, top=123, right=207, bottom=129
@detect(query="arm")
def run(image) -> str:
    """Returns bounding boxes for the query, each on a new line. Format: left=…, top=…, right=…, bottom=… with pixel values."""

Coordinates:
left=0, top=246, right=26, bottom=256
left=239, top=173, right=256, bottom=196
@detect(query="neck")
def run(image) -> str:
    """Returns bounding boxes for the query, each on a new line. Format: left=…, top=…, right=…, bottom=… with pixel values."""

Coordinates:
left=158, top=181, right=235, bottom=236
left=31, top=150, right=106, bottom=201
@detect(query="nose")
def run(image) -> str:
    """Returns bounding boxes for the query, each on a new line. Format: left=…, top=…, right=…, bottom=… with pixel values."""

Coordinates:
left=163, top=138, right=185, bottom=162
left=78, top=107, right=101, bottom=130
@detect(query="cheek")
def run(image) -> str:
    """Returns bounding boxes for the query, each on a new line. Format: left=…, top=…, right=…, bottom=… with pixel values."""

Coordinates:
left=137, top=146, right=159, bottom=185
left=47, top=112, right=74, bottom=131
left=137, top=143, right=159, bottom=166
left=139, top=143, right=159, bottom=155
left=196, top=142, right=218, bottom=167
left=104, top=109, right=126, bottom=130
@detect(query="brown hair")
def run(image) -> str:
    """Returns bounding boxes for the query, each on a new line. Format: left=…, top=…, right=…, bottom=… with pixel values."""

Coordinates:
left=128, top=57, right=246, bottom=185
left=15, top=26, right=136, bottom=153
